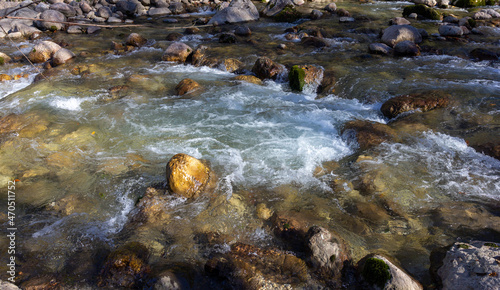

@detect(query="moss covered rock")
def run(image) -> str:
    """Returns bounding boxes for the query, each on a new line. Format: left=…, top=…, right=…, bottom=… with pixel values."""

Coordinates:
left=362, top=257, right=392, bottom=288
left=273, top=5, right=303, bottom=23
left=452, top=0, right=486, bottom=7
left=402, top=4, right=442, bottom=20
left=289, top=65, right=305, bottom=91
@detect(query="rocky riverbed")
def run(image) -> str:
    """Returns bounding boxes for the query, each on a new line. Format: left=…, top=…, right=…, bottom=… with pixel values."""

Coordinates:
left=0, top=0, right=499, bottom=288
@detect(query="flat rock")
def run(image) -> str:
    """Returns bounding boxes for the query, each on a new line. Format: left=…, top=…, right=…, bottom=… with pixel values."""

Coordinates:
left=438, top=241, right=500, bottom=290
left=381, top=90, right=450, bottom=119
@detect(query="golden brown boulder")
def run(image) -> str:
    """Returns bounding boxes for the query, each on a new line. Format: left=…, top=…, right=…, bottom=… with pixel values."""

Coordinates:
left=161, top=42, right=192, bottom=63
left=125, top=33, right=147, bottom=47
left=28, top=41, right=61, bottom=63
left=175, top=78, right=201, bottom=96
left=0, top=74, right=12, bottom=81
left=166, top=153, right=212, bottom=198
left=234, top=75, right=262, bottom=85
left=381, top=91, right=450, bottom=119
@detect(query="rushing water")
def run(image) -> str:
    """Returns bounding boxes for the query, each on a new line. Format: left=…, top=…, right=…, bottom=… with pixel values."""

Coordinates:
left=0, top=0, right=500, bottom=287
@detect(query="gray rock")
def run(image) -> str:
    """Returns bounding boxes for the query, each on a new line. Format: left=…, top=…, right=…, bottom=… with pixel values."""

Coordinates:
left=262, top=0, right=295, bottom=17
left=307, top=226, right=343, bottom=270
left=412, top=0, right=437, bottom=6
left=359, top=254, right=423, bottom=290
left=52, top=48, right=75, bottom=66
left=483, top=8, right=500, bottom=18
left=87, top=26, right=101, bottom=34
left=390, top=17, right=411, bottom=25
left=140, top=0, right=151, bottom=6
left=381, top=24, right=422, bottom=47
left=148, top=7, right=172, bottom=16
left=324, top=2, right=336, bottom=12
left=168, top=2, right=184, bottom=14
left=473, top=11, right=492, bottom=20
left=208, top=0, right=259, bottom=25
left=36, top=10, right=66, bottom=31
left=67, top=25, right=83, bottom=33
left=311, top=9, right=323, bottom=20
left=11, top=23, right=42, bottom=37
left=369, top=43, right=392, bottom=55
left=161, top=42, right=192, bottom=62
left=49, top=3, right=76, bottom=17
left=7, top=32, right=22, bottom=38
left=408, top=13, right=418, bottom=19
left=47, top=0, right=64, bottom=3
left=80, top=1, right=92, bottom=13
left=152, top=0, right=170, bottom=8
left=107, top=16, right=123, bottom=23
left=34, top=2, right=50, bottom=13
left=93, top=16, right=106, bottom=22
left=418, top=28, right=429, bottom=38
left=443, top=15, right=459, bottom=23
left=235, top=25, right=251, bottom=36
left=116, top=0, right=138, bottom=17
left=339, top=17, right=355, bottom=22
left=438, top=241, right=500, bottom=290
left=394, top=40, right=420, bottom=56
left=436, top=0, right=450, bottom=6
left=28, top=40, right=61, bottom=63
left=154, top=271, right=182, bottom=290
left=96, top=6, right=112, bottom=18
left=438, top=25, right=463, bottom=36
left=163, top=18, right=178, bottom=23
left=0, top=281, right=20, bottom=290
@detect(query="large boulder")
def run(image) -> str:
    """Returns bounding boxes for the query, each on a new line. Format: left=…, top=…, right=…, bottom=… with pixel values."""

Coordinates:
left=251, top=56, right=286, bottom=80
left=381, top=91, right=450, bottom=119
left=161, top=42, right=192, bottom=62
left=208, top=0, right=259, bottom=25
left=381, top=25, right=422, bottom=47
left=358, top=254, right=423, bottom=289
left=437, top=241, right=500, bottom=289
left=36, top=10, right=66, bottom=31
left=402, top=4, right=442, bottom=20
left=52, top=48, right=75, bottom=66
left=49, top=3, right=76, bottom=17
left=262, top=0, right=295, bottom=17
left=116, top=0, right=138, bottom=17
left=175, top=78, right=201, bottom=95
left=166, top=153, right=214, bottom=199
left=438, top=25, right=463, bottom=37
left=28, top=41, right=62, bottom=63
left=126, top=33, right=147, bottom=47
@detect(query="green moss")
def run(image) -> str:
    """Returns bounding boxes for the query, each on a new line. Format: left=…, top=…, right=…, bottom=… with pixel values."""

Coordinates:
left=284, top=223, right=290, bottom=229
left=50, top=25, right=58, bottom=32
left=0, top=57, right=4, bottom=66
left=458, top=244, right=470, bottom=249
left=289, top=65, right=305, bottom=92
left=468, top=18, right=477, bottom=28
left=402, top=4, right=442, bottom=20
left=273, top=5, right=302, bottom=23
left=362, top=257, right=392, bottom=289
left=453, top=0, right=486, bottom=7
left=484, top=242, right=499, bottom=248
left=330, top=254, right=336, bottom=263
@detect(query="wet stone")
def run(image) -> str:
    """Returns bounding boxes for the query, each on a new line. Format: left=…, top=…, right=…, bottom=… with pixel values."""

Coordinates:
left=381, top=91, right=451, bottom=119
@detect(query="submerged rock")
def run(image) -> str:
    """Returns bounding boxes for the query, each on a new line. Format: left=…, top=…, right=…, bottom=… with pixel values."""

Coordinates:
left=98, top=242, right=151, bottom=288
left=234, top=74, right=263, bottom=85
left=342, top=120, right=399, bottom=150
left=369, top=43, right=392, bottom=55
left=251, top=56, right=285, bottom=80
left=472, top=142, right=500, bottom=160
left=380, top=91, right=450, bottom=119
left=437, top=241, right=500, bottom=289
left=166, top=153, right=215, bottom=198
left=126, top=33, right=147, bottom=47
left=358, top=254, right=423, bottom=290
left=205, top=242, right=308, bottom=288
left=175, top=78, right=201, bottom=96
left=161, top=42, right=192, bottom=62
left=469, top=48, right=498, bottom=61
left=393, top=40, right=420, bottom=57
left=208, top=0, right=259, bottom=25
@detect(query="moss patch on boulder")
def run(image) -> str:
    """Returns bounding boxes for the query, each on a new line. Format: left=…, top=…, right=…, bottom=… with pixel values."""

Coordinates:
left=362, top=257, right=392, bottom=288
left=289, top=65, right=305, bottom=91
left=403, top=4, right=442, bottom=20
left=452, top=0, right=486, bottom=7
left=273, top=5, right=302, bottom=23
